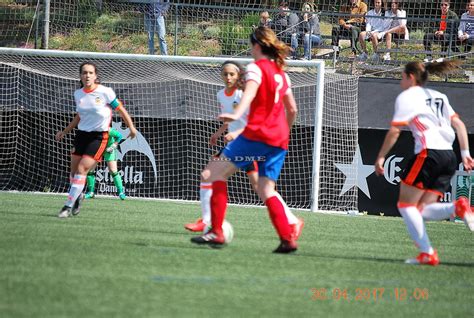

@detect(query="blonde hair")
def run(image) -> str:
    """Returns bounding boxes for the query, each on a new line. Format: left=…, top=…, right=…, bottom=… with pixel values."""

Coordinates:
left=250, top=26, right=290, bottom=69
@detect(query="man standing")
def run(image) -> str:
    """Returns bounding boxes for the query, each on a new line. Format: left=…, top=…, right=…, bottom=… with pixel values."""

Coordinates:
left=142, top=0, right=169, bottom=55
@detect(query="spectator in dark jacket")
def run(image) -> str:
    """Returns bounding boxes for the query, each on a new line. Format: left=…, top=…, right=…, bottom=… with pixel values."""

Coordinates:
left=423, top=0, right=459, bottom=62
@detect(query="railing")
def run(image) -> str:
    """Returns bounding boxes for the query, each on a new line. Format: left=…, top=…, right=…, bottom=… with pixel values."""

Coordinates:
left=0, top=1, right=472, bottom=81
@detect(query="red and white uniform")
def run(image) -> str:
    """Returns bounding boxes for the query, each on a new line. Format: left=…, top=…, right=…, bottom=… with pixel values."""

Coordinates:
left=217, top=88, right=246, bottom=133
left=392, top=86, right=457, bottom=154
left=242, top=59, right=292, bottom=149
left=74, top=84, right=122, bottom=132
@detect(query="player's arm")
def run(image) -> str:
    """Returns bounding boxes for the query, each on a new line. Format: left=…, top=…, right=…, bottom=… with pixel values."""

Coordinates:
left=283, top=89, right=298, bottom=129
left=374, top=125, right=401, bottom=176
left=451, top=116, right=473, bottom=171
left=224, top=127, right=244, bottom=143
left=113, top=101, right=137, bottom=139
left=55, top=114, right=80, bottom=141
left=210, top=123, right=228, bottom=146
left=219, top=80, right=258, bottom=122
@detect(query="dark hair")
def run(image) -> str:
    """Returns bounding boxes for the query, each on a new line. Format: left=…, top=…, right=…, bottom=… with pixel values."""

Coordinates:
left=79, top=62, right=100, bottom=88
left=250, top=26, right=290, bottom=69
left=404, top=60, right=462, bottom=85
left=221, top=60, right=245, bottom=90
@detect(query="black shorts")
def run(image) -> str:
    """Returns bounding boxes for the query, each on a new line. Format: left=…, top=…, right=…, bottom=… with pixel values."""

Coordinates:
left=400, top=149, right=457, bottom=196
left=72, top=130, right=109, bottom=162
left=213, top=148, right=258, bottom=173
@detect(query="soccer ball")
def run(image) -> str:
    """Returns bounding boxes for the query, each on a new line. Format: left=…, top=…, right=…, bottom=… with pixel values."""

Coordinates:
left=204, top=220, right=234, bottom=243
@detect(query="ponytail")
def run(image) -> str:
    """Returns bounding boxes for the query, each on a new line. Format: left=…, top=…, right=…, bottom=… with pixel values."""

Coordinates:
left=404, top=60, right=462, bottom=85
left=250, top=26, right=290, bottom=69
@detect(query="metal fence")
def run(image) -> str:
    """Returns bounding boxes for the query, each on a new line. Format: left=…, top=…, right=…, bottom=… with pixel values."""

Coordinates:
left=1, top=0, right=473, bottom=81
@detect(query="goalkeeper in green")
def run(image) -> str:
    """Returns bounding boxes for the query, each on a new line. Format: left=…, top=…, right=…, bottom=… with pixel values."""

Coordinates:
left=85, top=127, right=126, bottom=200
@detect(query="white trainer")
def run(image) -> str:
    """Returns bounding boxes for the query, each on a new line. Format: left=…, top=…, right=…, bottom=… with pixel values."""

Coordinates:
left=58, top=206, right=71, bottom=218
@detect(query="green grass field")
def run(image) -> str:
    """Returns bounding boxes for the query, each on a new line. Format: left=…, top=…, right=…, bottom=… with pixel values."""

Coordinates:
left=0, top=192, right=473, bottom=317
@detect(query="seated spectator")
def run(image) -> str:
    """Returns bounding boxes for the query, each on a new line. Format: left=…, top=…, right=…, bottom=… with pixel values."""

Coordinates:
left=358, top=0, right=388, bottom=61
left=259, top=11, right=272, bottom=28
left=423, top=0, right=459, bottom=62
left=331, top=0, right=368, bottom=57
left=458, top=0, right=474, bottom=56
left=380, top=0, right=409, bottom=61
left=270, top=1, right=300, bottom=58
left=294, top=2, right=323, bottom=60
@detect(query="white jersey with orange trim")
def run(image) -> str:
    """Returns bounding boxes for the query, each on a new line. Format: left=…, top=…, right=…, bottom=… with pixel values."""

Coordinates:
left=74, top=84, right=122, bottom=132
left=217, top=88, right=246, bottom=133
left=392, top=86, right=456, bottom=154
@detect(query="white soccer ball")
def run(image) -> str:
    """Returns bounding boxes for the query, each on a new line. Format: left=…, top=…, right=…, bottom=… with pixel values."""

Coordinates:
left=204, top=220, right=234, bottom=243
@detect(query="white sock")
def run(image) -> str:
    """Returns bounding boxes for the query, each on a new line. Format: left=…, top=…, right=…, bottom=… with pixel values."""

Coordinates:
left=421, top=203, right=455, bottom=221
left=398, top=204, right=433, bottom=254
left=65, top=174, right=86, bottom=207
left=200, top=182, right=212, bottom=225
left=275, top=192, right=298, bottom=225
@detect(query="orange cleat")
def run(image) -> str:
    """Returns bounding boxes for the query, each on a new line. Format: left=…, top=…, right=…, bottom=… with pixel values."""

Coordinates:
left=190, top=231, right=225, bottom=246
left=291, top=218, right=304, bottom=241
left=184, top=218, right=206, bottom=232
left=455, top=197, right=474, bottom=231
left=405, top=249, right=439, bottom=266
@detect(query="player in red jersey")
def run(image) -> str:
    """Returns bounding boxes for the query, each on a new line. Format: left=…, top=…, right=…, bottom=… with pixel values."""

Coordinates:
left=191, top=26, right=300, bottom=253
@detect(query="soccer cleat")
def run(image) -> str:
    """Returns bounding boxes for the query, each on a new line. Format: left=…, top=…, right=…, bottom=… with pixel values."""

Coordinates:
left=58, top=206, right=72, bottom=218
left=190, top=231, right=225, bottom=246
left=118, top=192, right=126, bottom=200
left=291, top=218, right=305, bottom=241
left=184, top=218, right=206, bottom=232
left=84, top=192, right=95, bottom=199
left=455, top=197, right=474, bottom=231
left=383, top=52, right=391, bottom=61
left=71, top=193, right=84, bottom=216
left=272, top=240, right=298, bottom=254
left=405, top=250, right=439, bottom=266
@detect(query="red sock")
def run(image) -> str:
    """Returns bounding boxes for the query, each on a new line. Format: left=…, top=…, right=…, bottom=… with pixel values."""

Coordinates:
left=211, top=181, right=227, bottom=236
left=266, top=196, right=292, bottom=241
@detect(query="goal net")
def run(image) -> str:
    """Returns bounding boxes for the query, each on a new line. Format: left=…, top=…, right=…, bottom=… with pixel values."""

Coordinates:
left=0, top=48, right=358, bottom=212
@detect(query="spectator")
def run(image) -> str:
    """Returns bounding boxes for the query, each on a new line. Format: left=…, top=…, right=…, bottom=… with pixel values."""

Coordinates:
left=259, top=11, right=272, bottom=27
left=423, top=0, right=459, bottom=62
left=270, top=2, right=300, bottom=59
left=141, top=0, right=170, bottom=55
left=297, top=2, right=323, bottom=60
left=381, top=0, right=409, bottom=61
left=458, top=0, right=474, bottom=56
left=331, top=0, right=368, bottom=57
left=358, top=0, right=388, bottom=61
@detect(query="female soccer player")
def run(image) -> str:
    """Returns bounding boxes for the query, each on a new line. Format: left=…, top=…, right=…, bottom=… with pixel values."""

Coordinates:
left=84, top=127, right=126, bottom=200
left=191, top=26, right=300, bottom=253
left=375, top=60, right=474, bottom=266
left=55, top=62, right=137, bottom=218
left=184, top=61, right=303, bottom=239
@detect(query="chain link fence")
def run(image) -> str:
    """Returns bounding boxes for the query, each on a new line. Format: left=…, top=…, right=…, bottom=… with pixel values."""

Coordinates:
left=1, top=0, right=473, bottom=81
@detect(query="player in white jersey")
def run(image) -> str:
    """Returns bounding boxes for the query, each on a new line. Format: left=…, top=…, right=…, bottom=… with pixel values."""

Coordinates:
left=375, top=60, right=474, bottom=266
left=184, top=61, right=303, bottom=240
left=55, top=62, right=137, bottom=218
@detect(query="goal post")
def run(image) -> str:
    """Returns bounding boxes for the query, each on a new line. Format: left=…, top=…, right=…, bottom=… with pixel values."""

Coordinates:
left=0, top=48, right=358, bottom=213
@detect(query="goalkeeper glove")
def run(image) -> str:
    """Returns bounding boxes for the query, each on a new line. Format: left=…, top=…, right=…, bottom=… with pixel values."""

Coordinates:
left=106, top=144, right=117, bottom=153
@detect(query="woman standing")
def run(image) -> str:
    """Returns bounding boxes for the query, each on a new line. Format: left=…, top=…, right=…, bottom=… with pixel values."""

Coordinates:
left=55, top=62, right=136, bottom=218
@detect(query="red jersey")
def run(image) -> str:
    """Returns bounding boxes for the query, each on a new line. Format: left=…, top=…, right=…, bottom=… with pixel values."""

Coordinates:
left=242, top=59, right=292, bottom=149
